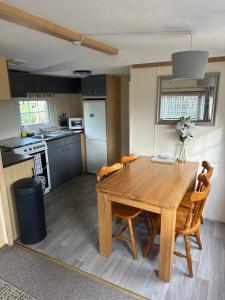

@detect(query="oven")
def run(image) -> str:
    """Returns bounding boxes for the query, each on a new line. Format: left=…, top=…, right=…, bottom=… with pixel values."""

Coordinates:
left=13, top=141, right=51, bottom=194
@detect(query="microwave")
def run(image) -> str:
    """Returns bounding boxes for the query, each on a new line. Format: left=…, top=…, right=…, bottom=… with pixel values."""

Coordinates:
left=68, top=117, right=84, bottom=130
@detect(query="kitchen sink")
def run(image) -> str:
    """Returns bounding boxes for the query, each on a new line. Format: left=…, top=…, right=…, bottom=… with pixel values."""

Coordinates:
left=32, top=130, right=75, bottom=140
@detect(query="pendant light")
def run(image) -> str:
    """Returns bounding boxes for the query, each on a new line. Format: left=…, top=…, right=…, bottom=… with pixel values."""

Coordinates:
left=172, top=33, right=209, bottom=80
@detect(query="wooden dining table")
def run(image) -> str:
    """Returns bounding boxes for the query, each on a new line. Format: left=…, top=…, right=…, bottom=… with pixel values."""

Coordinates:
left=96, top=156, right=199, bottom=282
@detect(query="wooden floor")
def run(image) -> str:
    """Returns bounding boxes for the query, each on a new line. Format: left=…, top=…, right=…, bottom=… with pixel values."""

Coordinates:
left=23, top=175, right=225, bottom=300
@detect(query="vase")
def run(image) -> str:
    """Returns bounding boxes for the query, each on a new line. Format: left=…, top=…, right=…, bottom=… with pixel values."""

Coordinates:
left=178, top=142, right=186, bottom=163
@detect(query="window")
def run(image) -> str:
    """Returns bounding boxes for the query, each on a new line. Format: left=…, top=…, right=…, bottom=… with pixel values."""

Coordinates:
left=157, top=73, right=219, bottom=125
left=160, top=93, right=207, bottom=121
left=17, top=99, right=50, bottom=127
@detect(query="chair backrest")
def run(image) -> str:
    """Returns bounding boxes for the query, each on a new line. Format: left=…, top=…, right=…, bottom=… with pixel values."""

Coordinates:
left=120, top=154, right=137, bottom=167
left=185, top=174, right=211, bottom=230
left=96, top=163, right=122, bottom=183
left=196, top=160, right=214, bottom=191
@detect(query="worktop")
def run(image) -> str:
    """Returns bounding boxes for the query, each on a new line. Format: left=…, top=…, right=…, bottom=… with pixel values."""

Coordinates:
left=0, top=130, right=83, bottom=150
left=1, top=151, right=33, bottom=168
left=39, top=130, right=83, bottom=142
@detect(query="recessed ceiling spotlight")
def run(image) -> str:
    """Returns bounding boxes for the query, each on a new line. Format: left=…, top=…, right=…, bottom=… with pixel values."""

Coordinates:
left=7, top=58, right=28, bottom=66
left=73, top=70, right=92, bottom=78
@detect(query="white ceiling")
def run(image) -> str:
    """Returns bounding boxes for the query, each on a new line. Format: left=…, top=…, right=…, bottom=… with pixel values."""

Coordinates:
left=0, top=0, right=225, bottom=77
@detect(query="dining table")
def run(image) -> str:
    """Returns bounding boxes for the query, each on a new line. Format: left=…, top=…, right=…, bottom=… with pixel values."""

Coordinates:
left=96, top=156, right=199, bottom=282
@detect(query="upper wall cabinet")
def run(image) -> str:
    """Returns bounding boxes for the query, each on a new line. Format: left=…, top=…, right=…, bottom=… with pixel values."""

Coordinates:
left=81, top=75, right=106, bottom=96
left=9, top=71, right=81, bottom=97
left=0, top=57, right=11, bottom=100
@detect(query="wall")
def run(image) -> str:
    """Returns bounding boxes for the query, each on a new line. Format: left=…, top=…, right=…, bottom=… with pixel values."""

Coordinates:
left=120, top=76, right=130, bottom=156
left=130, top=62, right=225, bottom=223
left=0, top=100, right=20, bottom=140
left=0, top=93, right=83, bottom=140
left=52, top=94, right=83, bottom=126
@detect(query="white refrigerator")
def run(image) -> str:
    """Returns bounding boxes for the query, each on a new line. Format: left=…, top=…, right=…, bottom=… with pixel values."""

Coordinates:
left=83, top=100, right=107, bottom=174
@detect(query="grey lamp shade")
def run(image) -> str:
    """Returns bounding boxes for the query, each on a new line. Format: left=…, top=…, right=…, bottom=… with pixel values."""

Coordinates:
left=172, top=50, right=209, bottom=79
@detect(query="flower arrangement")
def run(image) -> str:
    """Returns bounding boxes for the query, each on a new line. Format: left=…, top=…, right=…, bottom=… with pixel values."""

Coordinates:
left=176, top=116, right=195, bottom=162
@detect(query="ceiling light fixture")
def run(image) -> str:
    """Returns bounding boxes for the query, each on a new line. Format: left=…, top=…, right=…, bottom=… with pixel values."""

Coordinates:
left=7, top=58, right=28, bottom=66
left=171, top=33, right=209, bottom=79
left=73, top=70, right=92, bottom=78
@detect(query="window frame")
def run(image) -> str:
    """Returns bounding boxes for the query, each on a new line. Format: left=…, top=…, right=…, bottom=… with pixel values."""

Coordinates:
left=16, top=97, right=51, bottom=129
left=156, top=72, right=220, bottom=126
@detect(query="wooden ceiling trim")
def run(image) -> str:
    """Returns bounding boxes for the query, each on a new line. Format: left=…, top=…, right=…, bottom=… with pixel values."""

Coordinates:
left=81, top=35, right=118, bottom=55
left=0, top=2, right=118, bottom=55
left=132, top=56, right=225, bottom=69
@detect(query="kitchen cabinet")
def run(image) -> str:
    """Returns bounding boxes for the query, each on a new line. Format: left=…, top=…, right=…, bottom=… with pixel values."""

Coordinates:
left=47, top=134, right=82, bottom=188
left=9, top=71, right=81, bottom=97
left=0, top=57, right=11, bottom=100
left=81, top=75, right=106, bottom=96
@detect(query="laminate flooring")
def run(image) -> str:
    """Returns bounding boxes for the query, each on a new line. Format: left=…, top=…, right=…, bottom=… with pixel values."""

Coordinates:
left=20, top=175, right=225, bottom=300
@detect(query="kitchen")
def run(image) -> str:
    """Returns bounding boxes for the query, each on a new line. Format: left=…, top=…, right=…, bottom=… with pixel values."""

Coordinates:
left=0, top=1, right=225, bottom=299
left=0, top=61, right=127, bottom=243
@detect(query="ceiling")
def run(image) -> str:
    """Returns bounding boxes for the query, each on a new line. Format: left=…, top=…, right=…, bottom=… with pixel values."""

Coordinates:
left=0, top=0, right=225, bottom=77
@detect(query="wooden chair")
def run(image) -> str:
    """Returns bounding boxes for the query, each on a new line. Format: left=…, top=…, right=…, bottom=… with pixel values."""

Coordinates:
left=96, top=163, right=145, bottom=260
left=144, top=174, right=211, bottom=277
left=120, top=154, right=137, bottom=167
left=179, top=161, right=213, bottom=224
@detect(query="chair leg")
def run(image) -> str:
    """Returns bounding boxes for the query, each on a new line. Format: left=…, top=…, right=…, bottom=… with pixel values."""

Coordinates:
left=184, top=235, right=193, bottom=278
left=149, top=213, right=154, bottom=233
left=116, top=217, right=122, bottom=224
left=144, top=228, right=157, bottom=257
left=143, top=215, right=152, bottom=235
left=195, top=229, right=202, bottom=250
left=128, top=219, right=137, bottom=260
left=200, top=215, right=204, bottom=224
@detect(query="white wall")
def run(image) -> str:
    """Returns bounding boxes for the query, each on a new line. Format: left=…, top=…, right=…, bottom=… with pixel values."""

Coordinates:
left=130, top=62, right=225, bottom=223
left=0, top=100, right=20, bottom=140
left=0, top=93, right=83, bottom=140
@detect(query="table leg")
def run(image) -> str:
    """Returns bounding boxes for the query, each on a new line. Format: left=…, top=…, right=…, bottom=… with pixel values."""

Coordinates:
left=159, top=208, right=176, bottom=282
left=98, top=192, right=112, bottom=256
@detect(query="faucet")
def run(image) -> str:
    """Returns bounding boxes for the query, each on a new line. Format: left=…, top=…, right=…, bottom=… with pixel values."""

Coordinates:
left=39, top=128, right=46, bottom=139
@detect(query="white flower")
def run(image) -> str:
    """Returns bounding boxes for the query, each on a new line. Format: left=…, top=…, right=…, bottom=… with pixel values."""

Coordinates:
left=176, top=116, right=195, bottom=141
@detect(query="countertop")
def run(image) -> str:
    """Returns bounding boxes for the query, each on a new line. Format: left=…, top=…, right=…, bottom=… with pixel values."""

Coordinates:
left=0, top=130, right=83, bottom=168
left=0, top=137, right=41, bottom=150
left=41, top=130, right=83, bottom=142
left=1, top=151, right=33, bottom=168
left=0, top=130, right=83, bottom=150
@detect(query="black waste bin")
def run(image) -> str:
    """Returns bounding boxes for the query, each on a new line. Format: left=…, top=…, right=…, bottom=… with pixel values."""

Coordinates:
left=14, top=177, right=47, bottom=245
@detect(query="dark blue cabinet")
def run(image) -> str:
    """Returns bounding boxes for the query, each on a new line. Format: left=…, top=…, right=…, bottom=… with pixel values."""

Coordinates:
left=9, top=70, right=81, bottom=97
left=47, top=134, right=82, bottom=188
left=81, top=75, right=106, bottom=96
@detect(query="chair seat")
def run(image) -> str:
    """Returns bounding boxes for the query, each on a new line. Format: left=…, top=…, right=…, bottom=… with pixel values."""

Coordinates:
left=112, top=203, right=142, bottom=219
left=150, top=207, right=190, bottom=232
left=179, top=191, right=192, bottom=209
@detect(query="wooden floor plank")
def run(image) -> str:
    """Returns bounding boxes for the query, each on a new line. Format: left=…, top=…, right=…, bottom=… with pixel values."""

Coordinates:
left=17, top=174, right=225, bottom=300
